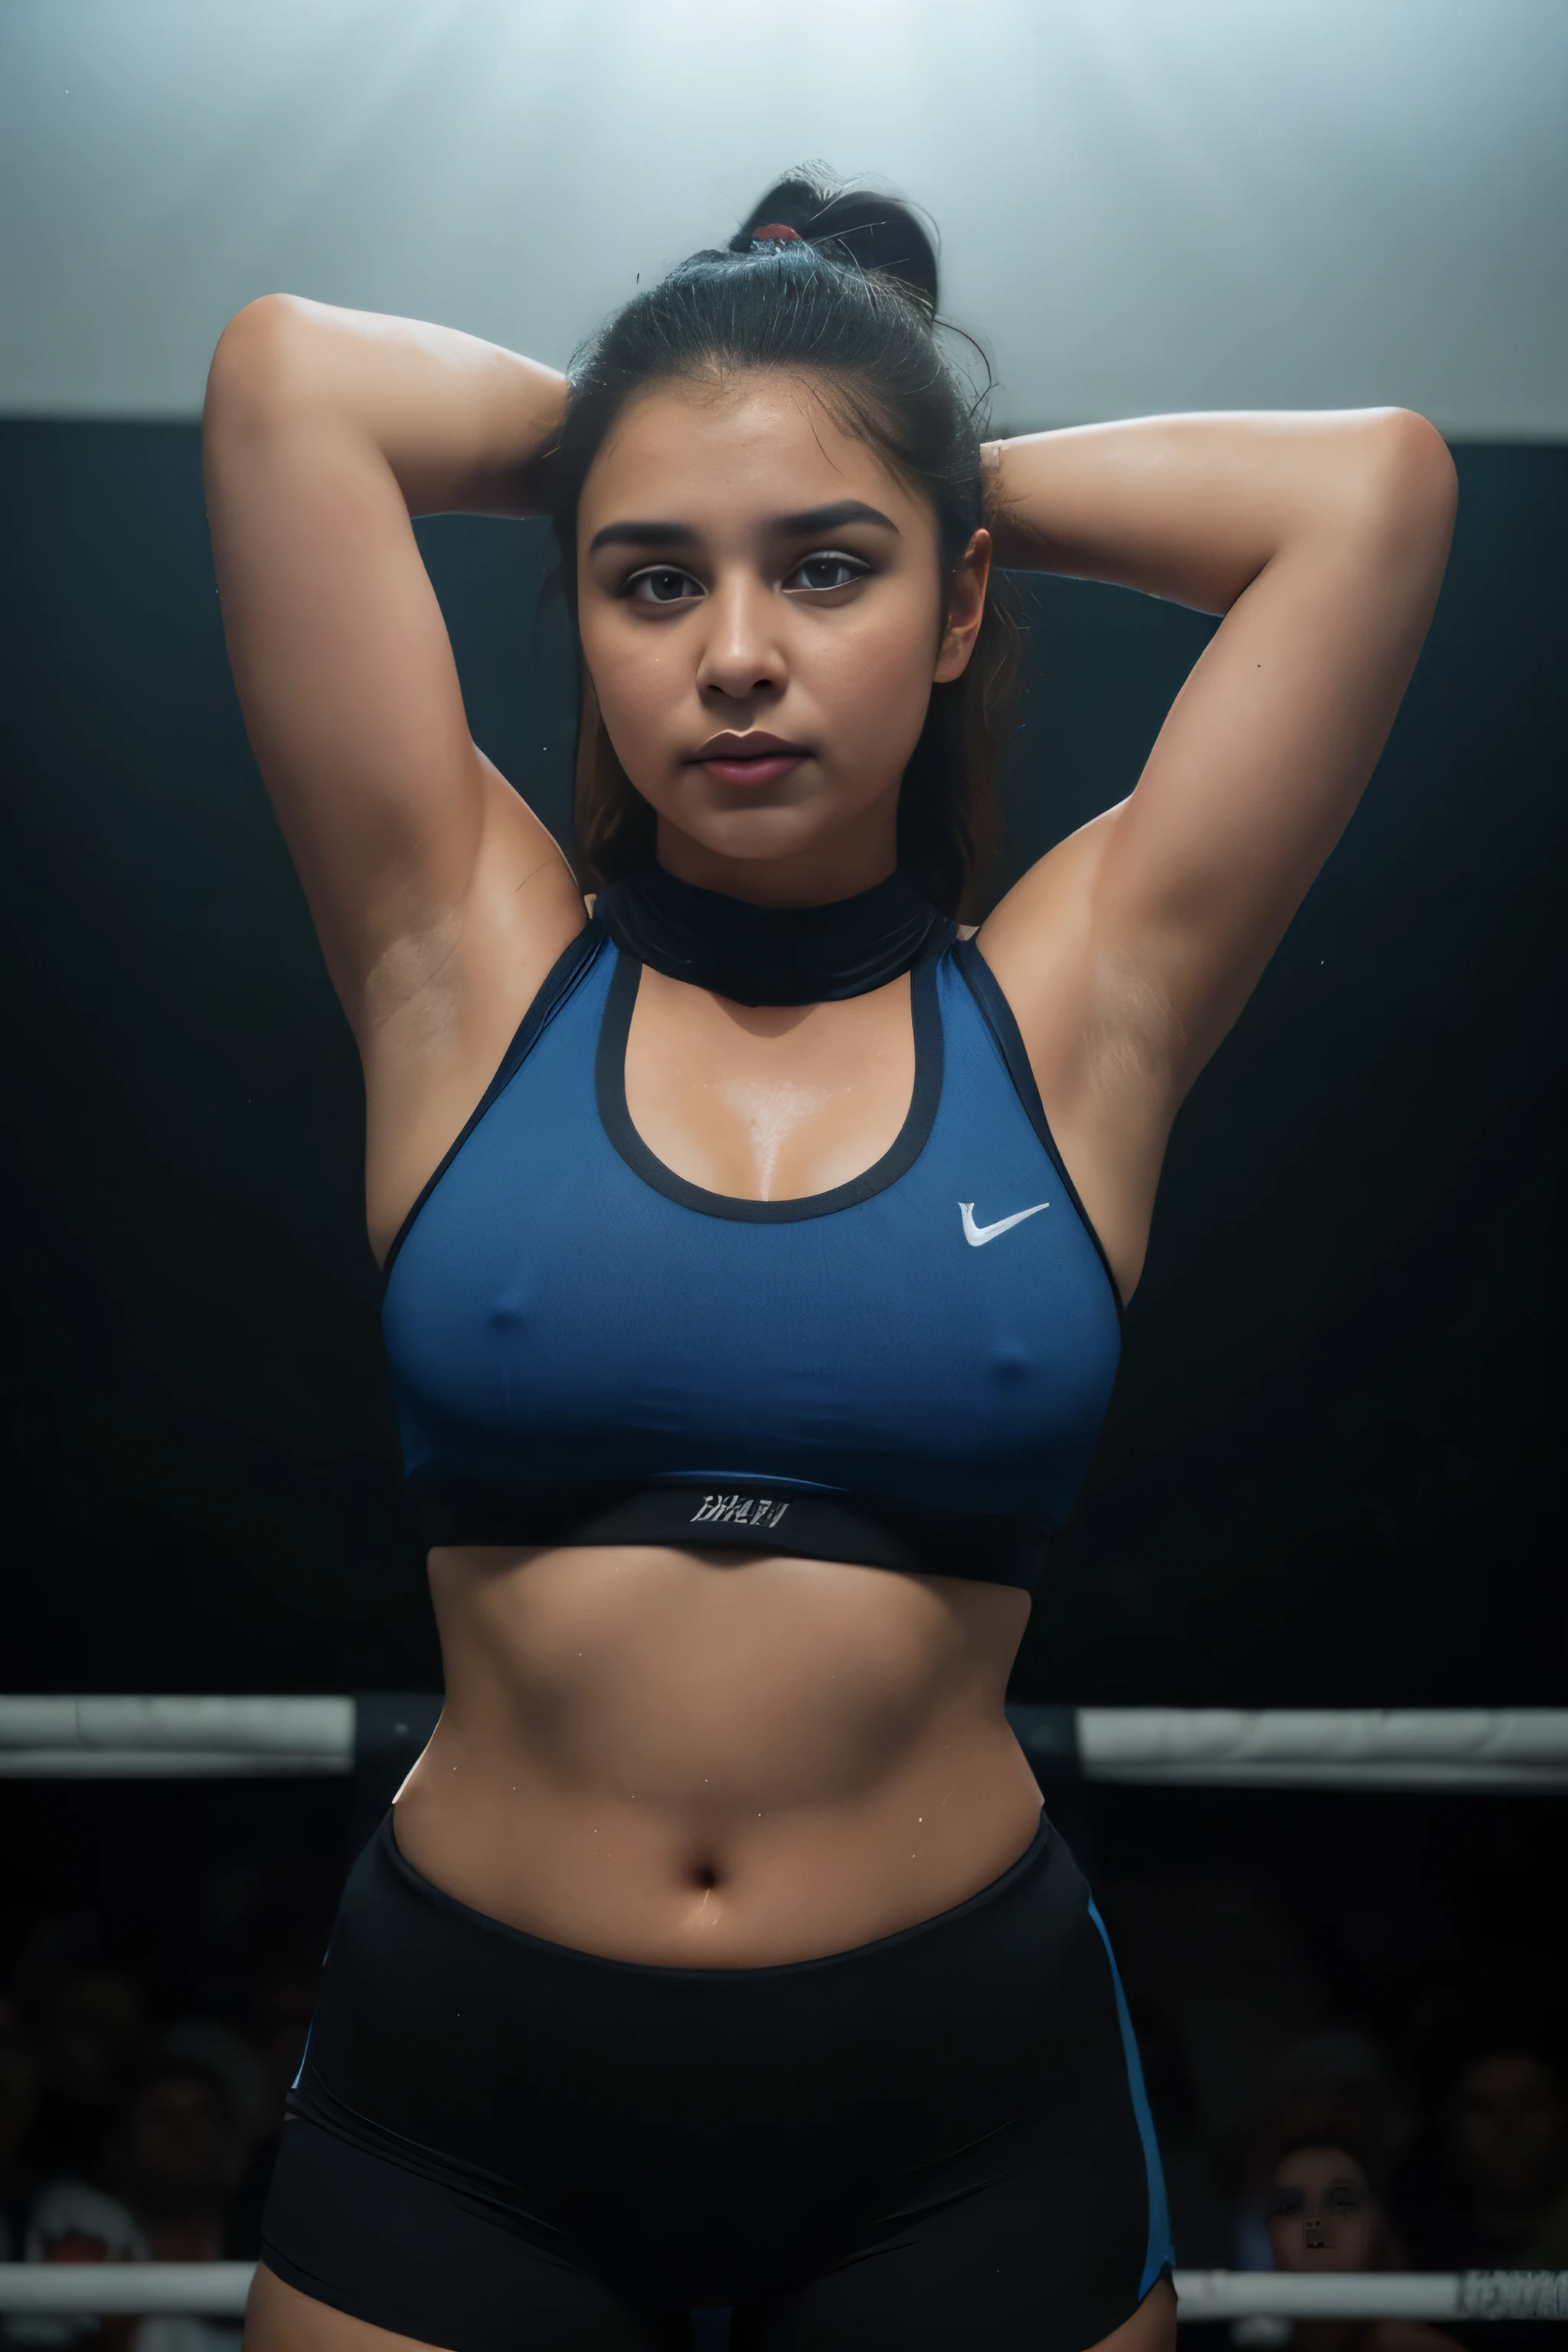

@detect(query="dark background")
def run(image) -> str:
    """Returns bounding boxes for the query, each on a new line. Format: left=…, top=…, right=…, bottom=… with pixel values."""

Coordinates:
left=1, top=423, right=1563, bottom=1704
left=2, top=427, right=1563, bottom=2298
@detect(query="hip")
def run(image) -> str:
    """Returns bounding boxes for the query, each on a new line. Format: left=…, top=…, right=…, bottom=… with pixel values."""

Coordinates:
left=270, top=1803, right=1172, bottom=2316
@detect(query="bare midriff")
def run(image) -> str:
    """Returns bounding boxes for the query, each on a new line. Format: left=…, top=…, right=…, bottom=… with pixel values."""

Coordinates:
left=390, top=1540, right=1044, bottom=1968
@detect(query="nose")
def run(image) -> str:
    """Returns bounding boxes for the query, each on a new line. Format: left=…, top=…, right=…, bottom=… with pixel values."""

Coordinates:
left=695, top=574, right=787, bottom=706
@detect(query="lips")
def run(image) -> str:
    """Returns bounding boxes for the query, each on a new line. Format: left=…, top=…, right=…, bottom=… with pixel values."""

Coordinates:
left=691, top=733, right=808, bottom=787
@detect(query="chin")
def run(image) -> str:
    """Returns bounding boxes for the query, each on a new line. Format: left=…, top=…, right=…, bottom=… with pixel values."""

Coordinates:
left=664, top=805, right=838, bottom=867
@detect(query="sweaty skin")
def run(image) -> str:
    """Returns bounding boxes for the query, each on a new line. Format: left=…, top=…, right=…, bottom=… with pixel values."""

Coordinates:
left=205, top=297, right=1452, bottom=2352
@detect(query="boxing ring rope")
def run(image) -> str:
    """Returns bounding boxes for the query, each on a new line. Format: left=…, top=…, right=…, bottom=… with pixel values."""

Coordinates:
left=2, top=1697, right=1567, bottom=1789
left=0, top=2263, right=1564, bottom=2321
left=3, top=1703, right=1562, bottom=2324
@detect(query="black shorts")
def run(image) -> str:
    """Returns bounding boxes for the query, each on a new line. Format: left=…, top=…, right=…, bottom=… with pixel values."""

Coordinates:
left=262, top=1810, right=1171, bottom=2351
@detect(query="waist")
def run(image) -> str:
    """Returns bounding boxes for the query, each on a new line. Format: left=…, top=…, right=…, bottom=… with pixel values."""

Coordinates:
left=400, top=1536, right=1040, bottom=1965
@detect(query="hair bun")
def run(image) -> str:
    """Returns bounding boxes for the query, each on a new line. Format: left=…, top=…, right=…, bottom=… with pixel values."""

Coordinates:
left=730, top=166, right=939, bottom=315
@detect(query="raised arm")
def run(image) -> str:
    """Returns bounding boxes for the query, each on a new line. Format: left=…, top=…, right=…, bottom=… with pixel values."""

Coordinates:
left=976, top=410, right=1457, bottom=1299
left=203, top=298, right=585, bottom=1253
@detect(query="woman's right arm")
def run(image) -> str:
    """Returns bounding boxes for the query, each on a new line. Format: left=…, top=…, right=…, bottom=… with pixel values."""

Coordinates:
left=203, top=296, right=585, bottom=1253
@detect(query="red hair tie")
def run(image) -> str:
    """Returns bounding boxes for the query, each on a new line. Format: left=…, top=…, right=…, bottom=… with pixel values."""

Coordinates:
left=750, top=222, right=803, bottom=243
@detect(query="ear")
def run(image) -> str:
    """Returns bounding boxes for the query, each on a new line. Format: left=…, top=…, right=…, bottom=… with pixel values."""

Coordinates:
left=933, top=528, right=992, bottom=684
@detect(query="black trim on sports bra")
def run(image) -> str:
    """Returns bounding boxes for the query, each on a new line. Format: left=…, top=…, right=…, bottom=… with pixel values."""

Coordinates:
left=411, top=1475, right=1047, bottom=1591
left=596, top=942, right=945, bottom=1224
left=379, top=923, right=607, bottom=1292
left=953, top=939, right=1125, bottom=1322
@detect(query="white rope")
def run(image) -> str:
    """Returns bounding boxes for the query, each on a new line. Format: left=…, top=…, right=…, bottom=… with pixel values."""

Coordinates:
left=3, top=1700, right=1568, bottom=1788
left=0, top=2264, right=253, bottom=2314
left=1072, top=1708, right=1568, bottom=1792
left=0, top=1696, right=351, bottom=1776
left=0, top=2265, right=1563, bottom=2320
left=1173, top=2271, right=1568, bottom=2321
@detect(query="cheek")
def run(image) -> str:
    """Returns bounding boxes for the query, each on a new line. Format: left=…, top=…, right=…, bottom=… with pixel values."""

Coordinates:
left=581, top=619, right=685, bottom=744
left=809, top=606, right=941, bottom=751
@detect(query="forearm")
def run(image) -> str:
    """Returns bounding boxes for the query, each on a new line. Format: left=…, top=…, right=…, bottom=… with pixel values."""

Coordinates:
left=982, top=409, right=1453, bottom=616
left=205, top=294, right=567, bottom=518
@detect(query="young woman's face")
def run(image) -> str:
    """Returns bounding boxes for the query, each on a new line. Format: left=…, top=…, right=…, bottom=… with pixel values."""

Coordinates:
left=575, top=370, right=989, bottom=903
left=1265, top=2147, right=1383, bottom=2273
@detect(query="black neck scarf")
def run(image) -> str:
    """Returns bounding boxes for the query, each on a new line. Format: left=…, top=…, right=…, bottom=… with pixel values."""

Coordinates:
left=593, top=864, right=957, bottom=1008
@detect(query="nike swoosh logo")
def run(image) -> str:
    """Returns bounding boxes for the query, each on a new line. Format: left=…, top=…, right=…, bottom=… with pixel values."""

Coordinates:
left=959, top=1200, right=1050, bottom=1247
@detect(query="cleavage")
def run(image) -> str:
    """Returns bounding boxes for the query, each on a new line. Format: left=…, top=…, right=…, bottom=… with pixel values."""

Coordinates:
left=622, top=965, right=916, bottom=1203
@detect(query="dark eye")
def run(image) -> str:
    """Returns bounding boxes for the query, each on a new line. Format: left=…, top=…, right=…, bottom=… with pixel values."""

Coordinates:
left=786, top=551, right=868, bottom=593
left=1266, top=2189, right=1305, bottom=2218
left=626, top=567, right=702, bottom=605
left=1325, top=2184, right=1364, bottom=2214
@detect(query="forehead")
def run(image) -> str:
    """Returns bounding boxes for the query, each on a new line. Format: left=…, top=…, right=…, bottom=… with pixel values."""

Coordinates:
left=578, top=371, right=927, bottom=537
left=1274, top=2147, right=1367, bottom=2193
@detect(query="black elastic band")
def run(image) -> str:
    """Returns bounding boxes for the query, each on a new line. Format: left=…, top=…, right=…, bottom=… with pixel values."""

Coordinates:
left=411, top=1478, right=1047, bottom=1593
left=594, top=864, right=956, bottom=1007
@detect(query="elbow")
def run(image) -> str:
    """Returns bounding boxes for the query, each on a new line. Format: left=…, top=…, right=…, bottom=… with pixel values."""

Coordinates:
left=204, top=294, right=316, bottom=433
left=1358, top=407, right=1459, bottom=551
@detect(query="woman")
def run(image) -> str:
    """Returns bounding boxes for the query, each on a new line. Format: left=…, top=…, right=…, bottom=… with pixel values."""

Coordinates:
left=204, top=173, right=1455, bottom=2351
left=1265, top=2139, right=1467, bottom=2352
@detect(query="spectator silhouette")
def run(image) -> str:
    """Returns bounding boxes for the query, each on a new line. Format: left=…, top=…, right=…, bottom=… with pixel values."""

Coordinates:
left=21, top=1970, right=146, bottom=2187
left=1437, top=2049, right=1568, bottom=2268
left=1266, top=2138, right=1465, bottom=2352
left=1, top=1997, right=43, bottom=2259
left=103, top=2060, right=243, bottom=2265
left=1238, top=2034, right=1410, bottom=2274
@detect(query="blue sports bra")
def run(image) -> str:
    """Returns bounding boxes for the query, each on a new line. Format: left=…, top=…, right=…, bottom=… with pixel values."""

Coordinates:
left=380, top=923, right=1122, bottom=1595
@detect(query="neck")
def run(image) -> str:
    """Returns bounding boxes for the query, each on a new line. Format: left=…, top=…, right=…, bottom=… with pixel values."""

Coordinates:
left=653, top=808, right=900, bottom=909
left=593, top=861, right=956, bottom=1008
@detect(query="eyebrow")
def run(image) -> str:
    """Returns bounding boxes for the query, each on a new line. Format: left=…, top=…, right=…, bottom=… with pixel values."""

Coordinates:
left=586, top=499, right=900, bottom=557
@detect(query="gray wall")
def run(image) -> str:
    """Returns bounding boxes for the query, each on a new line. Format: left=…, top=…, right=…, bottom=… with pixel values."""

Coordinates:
left=4, top=0, right=1565, bottom=432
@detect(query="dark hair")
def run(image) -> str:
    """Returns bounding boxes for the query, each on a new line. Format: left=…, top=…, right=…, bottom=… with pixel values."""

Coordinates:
left=1267, top=2132, right=1390, bottom=2206
left=547, top=166, right=1021, bottom=919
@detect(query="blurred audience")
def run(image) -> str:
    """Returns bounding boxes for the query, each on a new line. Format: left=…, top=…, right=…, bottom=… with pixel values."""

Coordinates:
left=1410, top=2043, right=1568, bottom=2269
left=4, top=2063, right=245, bottom=2352
left=103, top=2061, right=244, bottom=2264
left=21, top=1971, right=146, bottom=2187
left=1387, top=2024, right=1568, bottom=2352
left=1, top=2000, right=42, bottom=2259
left=1237, top=2032, right=1411, bottom=2272
left=11, top=2175, right=146, bottom=2352
left=1265, top=2138, right=1465, bottom=2352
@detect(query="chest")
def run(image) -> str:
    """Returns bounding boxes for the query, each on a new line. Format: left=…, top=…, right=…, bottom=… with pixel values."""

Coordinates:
left=383, top=947, right=1121, bottom=1501
left=622, top=963, right=916, bottom=1203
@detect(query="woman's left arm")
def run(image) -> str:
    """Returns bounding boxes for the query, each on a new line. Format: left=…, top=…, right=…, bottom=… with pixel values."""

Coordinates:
left=975, top=410, right=1456, bottom=1292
